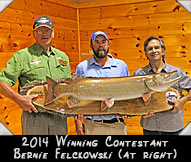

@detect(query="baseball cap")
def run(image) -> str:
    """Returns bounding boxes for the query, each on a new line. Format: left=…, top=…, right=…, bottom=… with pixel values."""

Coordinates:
left=33, top=16, right=54, bottom=30
left=91, top=31, right=109, bottom=43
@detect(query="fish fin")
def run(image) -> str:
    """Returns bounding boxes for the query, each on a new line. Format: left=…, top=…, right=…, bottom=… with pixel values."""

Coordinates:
left=105, top=98, right=115, bottom=108
left=67, top=96, right=81, bottom=108
left=44, top=76, right=58, bottom=105
left=142, top=93, right=151, bottom=106
left=100, top=101, right=108, bottom=112
left=100, top=99, right=114, bottom=112
left=144, top=79, right=162, bottom=92
left=44, top=85, right=49, bottom=104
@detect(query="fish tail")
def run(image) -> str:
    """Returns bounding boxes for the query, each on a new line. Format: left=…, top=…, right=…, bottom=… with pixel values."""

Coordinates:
left=44, top=76, right=58, bottom=105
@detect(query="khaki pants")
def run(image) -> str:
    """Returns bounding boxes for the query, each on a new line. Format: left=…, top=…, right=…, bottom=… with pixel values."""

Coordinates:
left=85, top=119, right=127, bottom=135
left=21, top=111, right=67, bottom=135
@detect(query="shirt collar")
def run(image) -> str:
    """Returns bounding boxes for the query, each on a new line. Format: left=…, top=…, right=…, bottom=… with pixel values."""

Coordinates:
left=89, top=53, right=117, bottom=67
left=146, top=60, right=168, bottom=73
left=32, top=43, right=55, bottom=56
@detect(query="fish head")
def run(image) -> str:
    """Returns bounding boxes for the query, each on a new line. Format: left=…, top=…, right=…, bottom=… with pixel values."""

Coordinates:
left=153, top=71, right=178, bottom=83
left=145, top=71, right=184, bottom=92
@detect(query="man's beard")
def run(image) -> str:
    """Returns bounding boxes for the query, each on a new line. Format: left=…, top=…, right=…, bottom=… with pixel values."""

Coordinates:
left=93, top=47, right=109, bottom=58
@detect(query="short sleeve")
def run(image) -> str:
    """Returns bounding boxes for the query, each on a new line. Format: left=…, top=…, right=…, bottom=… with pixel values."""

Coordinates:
left=0, top=52, right=23, bottom=86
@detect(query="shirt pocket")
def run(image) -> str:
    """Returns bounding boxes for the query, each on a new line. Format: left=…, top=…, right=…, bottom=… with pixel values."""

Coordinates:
left=51, top=64, right=68, bottom=79
left=23, top=63, right=47, bottom=80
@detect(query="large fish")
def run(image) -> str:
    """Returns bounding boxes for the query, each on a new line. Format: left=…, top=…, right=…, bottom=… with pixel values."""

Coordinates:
left=44, top=71, right=183, bottom=110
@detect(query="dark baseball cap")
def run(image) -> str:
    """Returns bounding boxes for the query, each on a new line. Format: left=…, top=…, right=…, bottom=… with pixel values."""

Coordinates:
left=33, top=16, right=54, bottom=30
left=91, top=31, right=109, bottom=43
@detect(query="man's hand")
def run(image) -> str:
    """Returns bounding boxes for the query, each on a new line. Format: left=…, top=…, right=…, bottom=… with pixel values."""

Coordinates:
left=169, top=99, right=184, bottom=112
left=0, top=81, right=38, bottom=113
left=143, top=113, right=155, bottom=118
left=16, top=95, right=38, bottom=113
left=74, top=115, right=86, bottom=135
left=170, top=91, right=191, bottom=112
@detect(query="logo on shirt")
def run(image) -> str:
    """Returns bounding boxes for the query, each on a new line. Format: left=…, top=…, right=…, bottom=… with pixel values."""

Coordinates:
left=30, top=59, right=41, bottom=65
left=58, top=59, right=68, bottom=66
left=166, top=91, right=177, bottom=105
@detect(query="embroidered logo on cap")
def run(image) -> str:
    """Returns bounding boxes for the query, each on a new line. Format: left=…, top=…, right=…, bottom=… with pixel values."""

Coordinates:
left=38, top=18, right=49, bottom=24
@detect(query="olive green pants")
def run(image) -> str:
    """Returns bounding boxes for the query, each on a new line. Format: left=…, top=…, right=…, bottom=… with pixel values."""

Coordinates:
left=21, top=111, right=67, bottom=135
left=85, top=119, right=127, bottom=135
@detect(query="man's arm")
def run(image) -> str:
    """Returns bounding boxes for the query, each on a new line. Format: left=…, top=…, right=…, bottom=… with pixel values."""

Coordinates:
left=0, top=81, right=38, bottom=113
left=170, top=91, right=191, bottom=112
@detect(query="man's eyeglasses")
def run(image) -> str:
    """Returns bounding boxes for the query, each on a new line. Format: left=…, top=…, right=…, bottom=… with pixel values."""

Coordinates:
left=35, top=29, right=52, bottom=34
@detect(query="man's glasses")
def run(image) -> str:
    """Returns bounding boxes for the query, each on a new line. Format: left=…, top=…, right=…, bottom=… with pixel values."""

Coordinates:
left=36, top=29, right=52, bottom=34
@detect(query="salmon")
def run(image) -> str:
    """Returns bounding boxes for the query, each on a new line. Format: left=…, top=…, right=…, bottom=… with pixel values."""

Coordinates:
left=44, top=71, right=183, bottom=109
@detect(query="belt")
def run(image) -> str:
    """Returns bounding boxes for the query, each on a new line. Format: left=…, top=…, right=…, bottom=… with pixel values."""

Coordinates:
left=86, top=118, right=124, bottom=123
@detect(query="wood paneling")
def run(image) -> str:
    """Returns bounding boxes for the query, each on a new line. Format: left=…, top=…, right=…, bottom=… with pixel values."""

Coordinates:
left=77, top=0, right=169, bottom=8
left=1, top=0, right=191, bottom=135
left=79, top=0, right=184, bottom=20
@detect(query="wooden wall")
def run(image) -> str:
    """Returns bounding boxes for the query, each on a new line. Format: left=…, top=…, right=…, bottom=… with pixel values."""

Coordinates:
left=0, top=0, right=191, bottom=135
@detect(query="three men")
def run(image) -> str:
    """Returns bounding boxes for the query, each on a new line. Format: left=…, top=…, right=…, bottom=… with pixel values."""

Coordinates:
left=0, top=16, right=190, bottom=135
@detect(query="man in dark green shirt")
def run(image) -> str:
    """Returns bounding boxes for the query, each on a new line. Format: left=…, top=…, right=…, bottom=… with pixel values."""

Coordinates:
left=0, top=16, right=71, bottom=135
